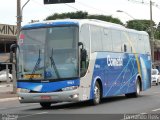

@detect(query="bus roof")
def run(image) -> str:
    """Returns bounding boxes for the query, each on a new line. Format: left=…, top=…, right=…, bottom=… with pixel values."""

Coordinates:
left=22, top=19, right=148, bottom=36
left=22, top=19, right=79, bottom=29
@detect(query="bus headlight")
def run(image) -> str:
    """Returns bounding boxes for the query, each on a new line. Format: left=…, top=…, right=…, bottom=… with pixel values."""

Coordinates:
left=62, top=86, right=78, bottom=91
left=17, top=88, right=30, bottom=93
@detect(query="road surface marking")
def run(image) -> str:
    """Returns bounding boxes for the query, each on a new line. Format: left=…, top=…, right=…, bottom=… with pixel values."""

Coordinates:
left=152, top=108, right=160, bottom=112
left=35, top=112, right=48, bottom=115
left=18, top=112, right=48, bottom=118
left=0, top=103, right=38, bottom=110
left=0, top=97, right=17, bottom=102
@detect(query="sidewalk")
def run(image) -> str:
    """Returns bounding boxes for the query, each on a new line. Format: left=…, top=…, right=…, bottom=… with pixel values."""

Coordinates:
left=0, top=83, right=17, bottom=99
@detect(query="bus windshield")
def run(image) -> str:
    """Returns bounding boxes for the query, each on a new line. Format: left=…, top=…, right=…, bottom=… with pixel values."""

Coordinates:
left=17, top=26, right=79, bottom=81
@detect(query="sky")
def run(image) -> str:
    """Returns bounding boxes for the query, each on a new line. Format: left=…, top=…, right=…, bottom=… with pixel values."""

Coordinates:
left=0, top=0, right=160, bottom=26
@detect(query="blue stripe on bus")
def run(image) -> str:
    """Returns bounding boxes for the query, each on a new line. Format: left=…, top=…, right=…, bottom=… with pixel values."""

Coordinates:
left=90, top=52, right=151, bottom=99
left=17, top=79, right=80, bottom=92
left=22, top=21, right=79, bottom=29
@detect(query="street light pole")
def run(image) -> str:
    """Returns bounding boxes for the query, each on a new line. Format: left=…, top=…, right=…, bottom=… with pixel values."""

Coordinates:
left=12, top=0, right=22, bottom=94
left=15, top=0, right=30, bottom=94
left=116, top=10, right=135, bottom=20
left=150, top=0, right=155, bottom=66
left=17, top=0, right=21, bottom=37
left=17, top=0, right=30, bottom=36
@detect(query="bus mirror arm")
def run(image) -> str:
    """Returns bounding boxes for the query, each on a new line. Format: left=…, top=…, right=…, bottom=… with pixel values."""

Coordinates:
left=10, top=51, right=13, bottom=63
left=81, top=49, right=87, bottom=61
left=10, top=44, right=18, bottom=63
left=78, top=42, right=87, bottom=61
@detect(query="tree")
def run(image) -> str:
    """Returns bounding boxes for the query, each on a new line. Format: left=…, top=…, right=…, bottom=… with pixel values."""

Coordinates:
left=126, top=20, right=160, bottom=40
left=45, top=11, right=123, bottom=25
left=46, top=11, right=88, bottom=20
left=87, top=15, right=123, bottom=25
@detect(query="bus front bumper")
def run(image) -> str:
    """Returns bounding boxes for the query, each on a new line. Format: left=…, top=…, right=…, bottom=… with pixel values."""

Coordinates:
left=17, top=90, right=79, bottom=103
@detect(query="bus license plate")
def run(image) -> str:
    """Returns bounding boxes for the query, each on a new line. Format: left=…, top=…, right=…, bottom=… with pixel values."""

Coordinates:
left=24, top=74, right=41, bottom=79
left=41, top=96, right=51, bottom=100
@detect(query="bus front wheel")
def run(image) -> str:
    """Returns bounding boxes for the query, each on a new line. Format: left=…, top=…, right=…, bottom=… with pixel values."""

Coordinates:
left=92, top=81, right=101, bottom=105
left=40, top=102, right=51, bottom=108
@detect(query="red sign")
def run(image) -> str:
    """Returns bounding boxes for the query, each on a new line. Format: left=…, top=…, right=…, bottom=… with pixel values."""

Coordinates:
left=19, top=34, right=25, bottom=39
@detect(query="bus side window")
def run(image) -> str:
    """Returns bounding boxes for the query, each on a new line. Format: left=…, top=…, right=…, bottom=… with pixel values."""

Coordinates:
left=121, top=31, right=130, bottom=53
left=144, top=35, right=151, bottom=54
left=112, top=30, right=121, bottom=52
left=90, top=25, right=103, bottom=52
left=102, top=28, right=112, bottom=51
left=138, top=35, right=145, bottom=54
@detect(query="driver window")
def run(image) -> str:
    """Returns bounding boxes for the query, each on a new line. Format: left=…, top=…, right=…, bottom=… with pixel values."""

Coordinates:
left=80, top=24, right=90, bottom=76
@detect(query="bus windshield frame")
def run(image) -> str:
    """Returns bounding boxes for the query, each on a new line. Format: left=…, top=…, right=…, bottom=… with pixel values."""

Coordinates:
left=17, top=25, right=79, bottom=81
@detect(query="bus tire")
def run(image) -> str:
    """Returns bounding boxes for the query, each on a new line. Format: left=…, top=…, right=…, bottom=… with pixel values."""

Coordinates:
left=125, top=79, right=141, bottom=98
left=40, top=102, right=51, bottom=108
left=92, top=81, right=101, bottom=105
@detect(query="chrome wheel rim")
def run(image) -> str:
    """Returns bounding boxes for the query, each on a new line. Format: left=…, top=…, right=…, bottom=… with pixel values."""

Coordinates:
left=137, top=82, right=140, bottom=95
left=94, top=85, right=100, bottom=103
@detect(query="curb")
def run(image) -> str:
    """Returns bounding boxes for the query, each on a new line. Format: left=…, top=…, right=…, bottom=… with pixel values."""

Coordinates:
left=0, top=97, right=18, bottom=102
left=0, top=84, right=12, bottom=88
left=0, top=91, right=17, bottom=100
left=0, top=84, right=17, bottom=102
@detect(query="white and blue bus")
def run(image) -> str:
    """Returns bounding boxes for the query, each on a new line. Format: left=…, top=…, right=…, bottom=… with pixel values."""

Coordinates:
left=16, top=19, right=151, bottom=108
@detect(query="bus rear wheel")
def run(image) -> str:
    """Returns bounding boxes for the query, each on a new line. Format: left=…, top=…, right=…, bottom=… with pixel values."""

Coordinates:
left=40, top=102, right=51, bottom=108
left=125, top=80, right=141, bottom=98
left=92, top=81, right=101, bottom=105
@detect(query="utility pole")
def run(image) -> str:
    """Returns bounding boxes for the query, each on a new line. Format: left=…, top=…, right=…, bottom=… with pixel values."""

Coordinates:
left=12, top=0, right=21, bottom=94
left=17, top=0, right=21, bottom=37
left=15, top=0, right=31, bottom=94
left=150, top=0, right=155, bottom=67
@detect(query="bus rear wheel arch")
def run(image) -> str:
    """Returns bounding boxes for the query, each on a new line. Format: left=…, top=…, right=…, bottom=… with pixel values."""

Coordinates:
left=125, top=78, right=141, bottom=98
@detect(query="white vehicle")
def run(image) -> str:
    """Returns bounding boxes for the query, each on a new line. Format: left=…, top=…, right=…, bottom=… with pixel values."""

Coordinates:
left=0, top=70, right=12, bottom=82
left=151, top=69, right=160, bottom=85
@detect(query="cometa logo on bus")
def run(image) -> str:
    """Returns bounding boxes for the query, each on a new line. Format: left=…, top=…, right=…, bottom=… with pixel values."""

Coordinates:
left=107, top=55, right=123, bottom=67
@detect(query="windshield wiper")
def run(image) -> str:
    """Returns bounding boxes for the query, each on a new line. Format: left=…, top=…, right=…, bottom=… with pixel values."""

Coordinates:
left=29, top=49, right=41, bottom=80
left=50, top=48, right=60, bottom=79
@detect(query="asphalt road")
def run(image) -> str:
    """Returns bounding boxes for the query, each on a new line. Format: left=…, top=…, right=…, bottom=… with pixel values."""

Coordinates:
left=0, top=85, right=160, bottom=120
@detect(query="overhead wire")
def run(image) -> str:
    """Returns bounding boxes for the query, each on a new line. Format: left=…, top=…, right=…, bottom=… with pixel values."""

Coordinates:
left=128, top=0, right=160, bottom=9
left=31, top=0, right=79, bottom=12
left=64, top=3, right=79, bottom=11
left=31, top=0, right=55, bottom=13
left=30, top=0, right=112, bottom=16
left=76, top=1, right=112, bottom=15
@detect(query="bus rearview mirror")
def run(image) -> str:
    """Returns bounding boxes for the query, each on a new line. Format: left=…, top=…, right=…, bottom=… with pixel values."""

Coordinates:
left=10, top=44, right=18, bottom=63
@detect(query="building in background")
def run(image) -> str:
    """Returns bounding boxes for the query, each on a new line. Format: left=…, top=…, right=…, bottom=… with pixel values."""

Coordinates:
left=154, top=39, right=160, bottom=70
left=0, top=24, right=17, bottom=71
